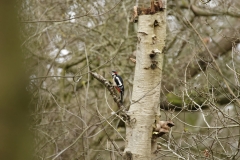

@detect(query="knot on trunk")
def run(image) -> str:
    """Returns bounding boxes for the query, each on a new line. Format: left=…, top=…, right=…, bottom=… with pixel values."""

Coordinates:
left=149, top=49, right=161, bottom=58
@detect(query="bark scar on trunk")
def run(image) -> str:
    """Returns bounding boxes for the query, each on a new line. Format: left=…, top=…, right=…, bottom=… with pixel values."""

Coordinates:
left=154, top=20, right=159, bottom=27
left=144, top=60, right=159, bottom=70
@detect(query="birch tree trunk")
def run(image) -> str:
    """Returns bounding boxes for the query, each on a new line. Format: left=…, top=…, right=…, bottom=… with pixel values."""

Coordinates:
left=124, top=4, right=166, bottom=160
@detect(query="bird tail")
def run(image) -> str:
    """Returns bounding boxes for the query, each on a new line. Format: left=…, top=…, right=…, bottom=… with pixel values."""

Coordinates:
left=120, top=91, right=124, bottom=104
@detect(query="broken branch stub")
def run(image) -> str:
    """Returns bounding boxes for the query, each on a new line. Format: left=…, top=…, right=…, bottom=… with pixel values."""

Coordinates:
left=153, top=121, right=175, bottom=138
left=131, top=0, right=165, bottom=23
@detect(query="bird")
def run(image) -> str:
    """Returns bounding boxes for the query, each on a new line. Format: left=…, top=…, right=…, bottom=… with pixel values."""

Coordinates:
left=111, top=71, right=124, bottom=104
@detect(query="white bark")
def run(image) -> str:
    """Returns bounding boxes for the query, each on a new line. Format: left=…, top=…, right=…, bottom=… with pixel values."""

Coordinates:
left=124, top=8, right=166, bottom=160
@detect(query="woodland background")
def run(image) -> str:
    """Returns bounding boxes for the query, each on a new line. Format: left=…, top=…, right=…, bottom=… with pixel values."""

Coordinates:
left=1, top=0, right=240, bottom=159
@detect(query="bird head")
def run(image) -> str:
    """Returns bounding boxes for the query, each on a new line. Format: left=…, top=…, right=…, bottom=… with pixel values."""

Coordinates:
left=111, top=71, right=117, bottom=77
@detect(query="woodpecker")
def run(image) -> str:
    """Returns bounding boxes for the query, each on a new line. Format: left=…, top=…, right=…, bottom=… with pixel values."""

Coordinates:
left=111, top=71, right=124, bottom=103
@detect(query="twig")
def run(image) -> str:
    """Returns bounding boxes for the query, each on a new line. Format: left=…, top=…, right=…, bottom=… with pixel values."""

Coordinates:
left=185, top=18, right=240, bottom=107
left=21, top=0, right=122, bottom=23
left=95, top=109, right=123, bottom=156
left=184, top=59, right=210, bottom=128
left=83, top=43, right=90, bottom=159
left=50, top=108, right=123, bottom=160
left=199, top=0, right=211, bottom=4
left=39, top=43, right=66, bottom=88
left=173, top=116, right=239, bottom=129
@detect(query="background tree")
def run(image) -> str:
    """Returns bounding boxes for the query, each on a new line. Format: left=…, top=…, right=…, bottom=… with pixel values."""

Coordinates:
left=0, top=1, right=31, bottom=160
left=21, top=0, right=240, bottom=159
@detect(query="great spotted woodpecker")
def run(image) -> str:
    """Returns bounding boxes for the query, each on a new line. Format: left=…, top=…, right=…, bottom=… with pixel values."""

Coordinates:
left=111, top=71, right=124, bottom=103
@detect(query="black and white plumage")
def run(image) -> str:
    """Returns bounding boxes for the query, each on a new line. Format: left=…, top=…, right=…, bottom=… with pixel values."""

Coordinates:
left=111, top=71, right=124, bottom=103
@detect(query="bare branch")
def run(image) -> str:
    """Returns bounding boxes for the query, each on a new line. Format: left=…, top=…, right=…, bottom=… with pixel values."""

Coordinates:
left=90, top=72, right=123, bottom=109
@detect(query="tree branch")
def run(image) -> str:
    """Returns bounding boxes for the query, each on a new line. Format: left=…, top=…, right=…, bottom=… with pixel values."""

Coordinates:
left=90, top=72, right=123, bottom=109
left=191, top=5, right=240, bottom=18
left=162, top=24, right=240, bottom=92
